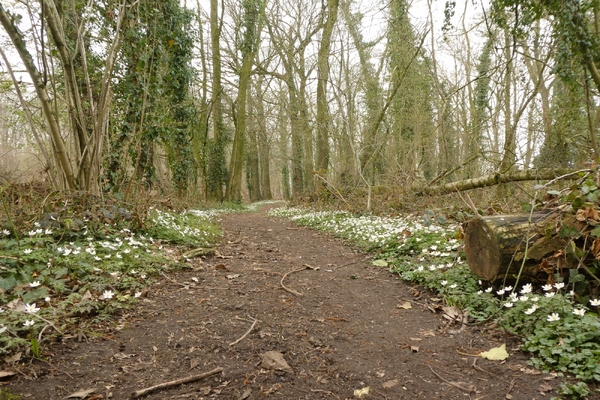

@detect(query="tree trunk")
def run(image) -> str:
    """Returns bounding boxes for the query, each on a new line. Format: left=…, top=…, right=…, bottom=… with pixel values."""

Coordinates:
left=315, top=0, right=339, bottom=172
left=463, top=213, right=570, bottom=281
left=207, top=0, right=225, bottom=201
left=255, top=77, right=272, bottom=199
left=0, top=4, right=76, bottom=190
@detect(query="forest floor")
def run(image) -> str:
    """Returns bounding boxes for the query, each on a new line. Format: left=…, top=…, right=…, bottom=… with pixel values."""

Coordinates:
left=4, top=205, right=578, bottom=399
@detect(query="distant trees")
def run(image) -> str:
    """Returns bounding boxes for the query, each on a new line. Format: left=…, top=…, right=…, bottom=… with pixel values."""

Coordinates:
left=0, top=0, right=598, bottom=201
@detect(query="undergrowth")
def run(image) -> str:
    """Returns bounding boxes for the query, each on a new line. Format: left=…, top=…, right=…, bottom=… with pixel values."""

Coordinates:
left=0, top=183, right=221, bottom=358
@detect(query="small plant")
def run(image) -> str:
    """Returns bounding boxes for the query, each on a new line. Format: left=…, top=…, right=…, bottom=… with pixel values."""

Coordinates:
left=553, top=382, right=591, bottom=400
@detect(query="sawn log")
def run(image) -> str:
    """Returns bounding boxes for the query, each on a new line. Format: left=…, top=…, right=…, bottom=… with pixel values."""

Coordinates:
left=463, top=213, right=569, bottom=281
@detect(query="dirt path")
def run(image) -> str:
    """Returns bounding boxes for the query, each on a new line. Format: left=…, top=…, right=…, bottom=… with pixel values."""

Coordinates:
left=8, top=209, right=561, bottom=399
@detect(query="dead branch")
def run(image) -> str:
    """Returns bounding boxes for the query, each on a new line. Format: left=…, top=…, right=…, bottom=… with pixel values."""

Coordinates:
left=229, top=316, right=259, bottom=346
left=280, top=264, right=319, bottom=296
left=131, top=367, right=223, bottom=399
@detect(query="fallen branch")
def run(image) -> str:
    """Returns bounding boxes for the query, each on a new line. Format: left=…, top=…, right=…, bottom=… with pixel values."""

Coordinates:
left=131, top=367, right=223, bottom=399
left=160, top=272, right=187, bottom=287
left=229, top=316, right=259, bottom=346
left=428, top=365, right=475, bottom=393
left=280, top=264, right=319, bottom=296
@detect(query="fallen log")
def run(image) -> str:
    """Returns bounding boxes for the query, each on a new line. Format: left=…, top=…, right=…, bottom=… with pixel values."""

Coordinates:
left=415, top=168, right=588, bottom=195
left=463, top=213, right=572, bottom=281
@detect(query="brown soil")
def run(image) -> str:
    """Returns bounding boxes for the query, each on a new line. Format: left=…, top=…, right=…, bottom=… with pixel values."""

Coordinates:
left=4, top=207, right=582, bottom=399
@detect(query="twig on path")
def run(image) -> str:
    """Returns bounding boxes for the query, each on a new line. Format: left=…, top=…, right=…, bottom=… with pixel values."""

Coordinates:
left=131, top=367, right=223, bottom=399
left=160, top=272, right=188, bottom=287
left=428, top=365, right=475, bottom=393
left=34, top=357, right=74, bottom=379
left=280, top=264, right=319, bottom=296
left=229, top=316, right=259, bottom=346
left=471, top=358, right=510, bottom=384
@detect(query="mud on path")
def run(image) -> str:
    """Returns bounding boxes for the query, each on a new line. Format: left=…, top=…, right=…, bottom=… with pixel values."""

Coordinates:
left=8, top=208, right=564, bottom=399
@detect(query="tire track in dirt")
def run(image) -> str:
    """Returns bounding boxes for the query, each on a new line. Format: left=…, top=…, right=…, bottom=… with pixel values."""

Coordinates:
left=8, top=209, right=559, bottom=399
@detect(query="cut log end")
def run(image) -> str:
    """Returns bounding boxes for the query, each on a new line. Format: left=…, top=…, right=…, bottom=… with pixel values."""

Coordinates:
left=463, top=218, right=502, bottom=281
left=463, top=213, right=564, bottom=282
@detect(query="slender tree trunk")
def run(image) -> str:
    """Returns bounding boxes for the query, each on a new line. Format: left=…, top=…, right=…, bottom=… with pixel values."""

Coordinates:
left=226, top=0, right=264, bottom=201
left=208, top=0, right=225, bottom=201
left=255, top=76, right=272, bottom=199
left=316, top=0, right=339, bottom=172
left=0, top=4, right=76, bottom=190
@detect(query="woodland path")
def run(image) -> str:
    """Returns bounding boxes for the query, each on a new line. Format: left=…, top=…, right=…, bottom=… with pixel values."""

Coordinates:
left=7, top=207, right=564, bottom=399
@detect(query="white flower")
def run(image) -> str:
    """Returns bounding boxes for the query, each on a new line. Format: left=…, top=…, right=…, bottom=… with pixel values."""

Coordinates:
left=116, top=254, right=122, bottom=259
left=104, top=254, right=111, bottom=259
left=417, top=266, right=424, bottom=272
left=524, top=306, right=538, bottom=315
left=130, top=270, right=137, bottom=275
left=545, top=292, right=556, bottom=298
left=477, top=290, right=483, bottom=294
left=520, top=284, right=532, bottom=294
left=590, top=299, right=600, bottom=306
left=110, top=272, right=119, bottom=277
left=449, top=284, right=457, bottom=289
left=44, top=297, right=51, bottom=302
left=569, top=291, right=575, bottom=297
left=542, top=284, right=553, bottom=291
left=23, top=320, right=35, bottom=327
left=428, top=266, right=436, bottom=271
left=103, top=290, right=114, bottom=299
left=531, top=296, right=539, bottom=302
left=572, top=309, right=586, bottom=316
left=554, top=282, right=565, bottom=290
left=2, top=229, right=10, bottom=236
left=547, top=313, right=560, bottom=322
left=504, top=302, right=514, bottom=308
left=23, top=249, right=33, bottom=254
left=496, top=289, right=506, bottom=296
left=141, top=274, right=146, bottom=279
left=440, top=280, right=448, bottom=286
left=0, top=326, right=6, bottom=333
left=44, top=229, right=53, bottom=235
left=0, top=308, right=4, bottom=313
left=134, top=292, right=142, bottom=298
left=25, top=303, right=40, bottom=313
left=430, top=245, right=437, bottom=251
left=503, top=286, right=513, bottom=292
left=509, top=293, right=518, bottom=301
left=485, top=287, right=493, bottom=293
left=29, top=281, right=41, bottom=288
left=519, top=296, right=528, bottom=302
left=94, top=256, right=101, bottom=261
